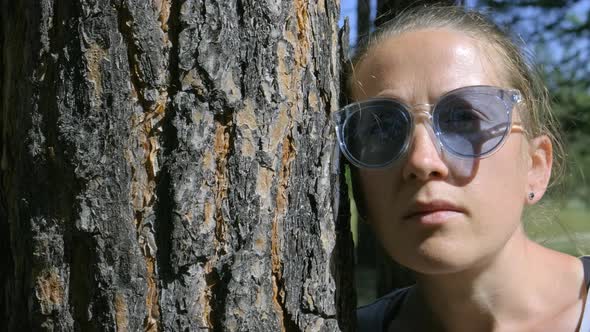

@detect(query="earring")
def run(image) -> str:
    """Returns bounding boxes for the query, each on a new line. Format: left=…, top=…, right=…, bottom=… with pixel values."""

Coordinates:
left=528, top=192, right=535, bottom=200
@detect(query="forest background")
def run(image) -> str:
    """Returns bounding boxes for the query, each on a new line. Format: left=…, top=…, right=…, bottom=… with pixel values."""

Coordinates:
left=341, top=0, right=590, bottom=305
left=1, top=0, right=588, bottom=329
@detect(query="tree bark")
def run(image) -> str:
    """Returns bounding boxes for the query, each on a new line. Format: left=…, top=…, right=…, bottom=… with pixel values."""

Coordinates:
left=0, top=0, right=355, bottom=331
left=356, top=0, right=371, bottom=41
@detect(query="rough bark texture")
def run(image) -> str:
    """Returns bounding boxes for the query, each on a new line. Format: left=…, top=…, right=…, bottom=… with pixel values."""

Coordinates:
left=0, top=0, right=355, bottom=331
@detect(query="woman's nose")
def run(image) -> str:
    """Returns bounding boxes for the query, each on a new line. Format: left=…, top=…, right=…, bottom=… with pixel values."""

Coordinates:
left=402, top=124, right=449, bottom=181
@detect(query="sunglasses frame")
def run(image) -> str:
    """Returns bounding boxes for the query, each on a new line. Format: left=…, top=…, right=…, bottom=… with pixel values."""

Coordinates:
left=333, top=85, right=523, bottom=169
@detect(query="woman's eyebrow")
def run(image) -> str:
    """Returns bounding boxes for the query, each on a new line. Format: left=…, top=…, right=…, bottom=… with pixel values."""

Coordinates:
left=375, top=89, right=441, bottom=105
left=375, top=89, right=405, bottom=100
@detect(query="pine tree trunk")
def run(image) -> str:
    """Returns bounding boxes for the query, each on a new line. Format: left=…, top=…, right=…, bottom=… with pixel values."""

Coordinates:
left=356, top=0, right=371, bottom=40
left=0, top=1, right=355, bottom=331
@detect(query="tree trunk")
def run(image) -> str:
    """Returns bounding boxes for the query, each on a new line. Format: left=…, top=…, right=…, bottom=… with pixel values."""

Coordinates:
left=0, top=0, right=355, bottom=331
left=356, top=0, right=371, bottom=41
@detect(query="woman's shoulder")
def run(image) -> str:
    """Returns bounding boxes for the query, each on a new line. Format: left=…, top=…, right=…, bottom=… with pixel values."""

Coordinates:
left=580, top=256, right=590, bottom=286
left=356, top=286, right=413, bottom=332
left=577, top=256, right=590, bottom=331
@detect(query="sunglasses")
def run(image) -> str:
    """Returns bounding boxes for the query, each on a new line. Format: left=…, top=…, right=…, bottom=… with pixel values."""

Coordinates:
left=333, top=85, right=524, bottom=169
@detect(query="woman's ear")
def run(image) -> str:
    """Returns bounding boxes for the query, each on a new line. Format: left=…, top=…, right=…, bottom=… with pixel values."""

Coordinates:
left=526, top=135, right=553, bottom=204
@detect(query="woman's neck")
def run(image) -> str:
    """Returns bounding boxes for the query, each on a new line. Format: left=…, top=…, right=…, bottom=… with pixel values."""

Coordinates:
left=407, top=233, right=585, bottom=331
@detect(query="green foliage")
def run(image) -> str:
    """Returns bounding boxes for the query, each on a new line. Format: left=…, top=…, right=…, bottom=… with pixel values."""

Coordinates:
left=482, top=0, right=590, bottom=205
left=525, top=202, right=590, bottom=255
left=345, top=165, right=359, bottom=247
left=553, top=84, right=590, bottom=203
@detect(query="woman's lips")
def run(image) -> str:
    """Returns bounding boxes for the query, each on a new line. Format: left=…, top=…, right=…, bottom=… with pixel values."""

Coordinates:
left=403, top=200, right=465, bottom=224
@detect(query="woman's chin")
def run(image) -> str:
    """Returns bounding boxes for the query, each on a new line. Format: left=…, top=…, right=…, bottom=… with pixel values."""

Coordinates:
left=390, top=239, right=479, bottom=275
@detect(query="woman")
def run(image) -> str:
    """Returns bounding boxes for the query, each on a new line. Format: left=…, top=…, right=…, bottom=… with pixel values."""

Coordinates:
left=333, top=6, right=590, bottom=331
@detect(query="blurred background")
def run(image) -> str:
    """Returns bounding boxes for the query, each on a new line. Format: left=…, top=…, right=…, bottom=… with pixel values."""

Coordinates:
left=338, top=0, right=590, bottom=306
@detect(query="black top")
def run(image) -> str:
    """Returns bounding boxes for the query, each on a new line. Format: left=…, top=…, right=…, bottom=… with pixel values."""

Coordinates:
left=357, top=256, right=590, bottom=332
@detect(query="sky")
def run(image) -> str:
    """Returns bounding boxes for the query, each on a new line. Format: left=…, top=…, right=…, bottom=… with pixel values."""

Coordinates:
left=338, top=0, right=479, bottom=46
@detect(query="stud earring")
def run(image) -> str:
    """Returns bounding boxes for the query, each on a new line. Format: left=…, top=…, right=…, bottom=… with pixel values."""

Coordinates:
left=528, top=192, right=535, bottom=200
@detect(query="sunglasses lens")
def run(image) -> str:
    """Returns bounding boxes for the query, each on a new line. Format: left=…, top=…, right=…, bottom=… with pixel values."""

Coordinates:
left=342, top=100, right=411, bottom=167
left=335, top=87, right=518, bottom=168
left=435, top=91, right=511, bottom=158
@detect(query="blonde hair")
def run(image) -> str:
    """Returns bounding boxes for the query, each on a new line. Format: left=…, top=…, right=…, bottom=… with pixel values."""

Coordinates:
left=346, top=5, right=566, bottom=188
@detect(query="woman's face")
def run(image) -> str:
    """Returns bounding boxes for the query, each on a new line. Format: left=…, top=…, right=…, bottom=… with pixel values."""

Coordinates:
left=353, top=29, right=539, bottom=274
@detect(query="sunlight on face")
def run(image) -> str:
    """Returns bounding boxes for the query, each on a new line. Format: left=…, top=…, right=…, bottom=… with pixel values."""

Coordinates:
left=353, top=29, right=532, bottom=274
